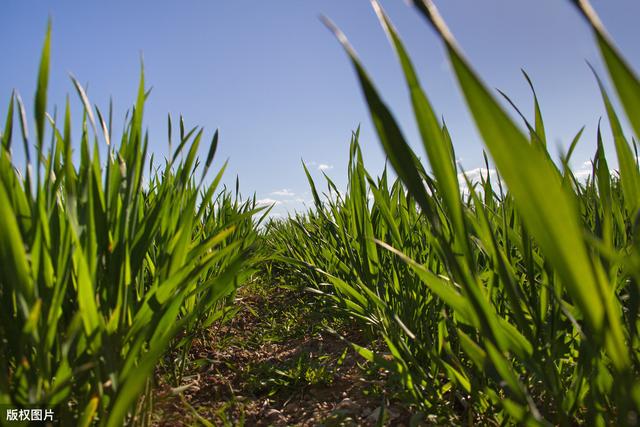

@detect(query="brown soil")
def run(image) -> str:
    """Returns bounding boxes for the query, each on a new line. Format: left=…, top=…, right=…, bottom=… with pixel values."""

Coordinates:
left=151, top=284, right=417, bottom=426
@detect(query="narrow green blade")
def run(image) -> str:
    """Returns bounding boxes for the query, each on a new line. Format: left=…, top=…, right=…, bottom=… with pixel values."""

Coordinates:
left=573, top=0, right=640, bottom=140
left=413, top=0, right=606, bottom=335
left=34, top=20, right=51, bottom=150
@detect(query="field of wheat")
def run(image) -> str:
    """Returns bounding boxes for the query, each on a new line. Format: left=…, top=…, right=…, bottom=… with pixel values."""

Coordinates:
left=1, top=0, right=639, bottom=425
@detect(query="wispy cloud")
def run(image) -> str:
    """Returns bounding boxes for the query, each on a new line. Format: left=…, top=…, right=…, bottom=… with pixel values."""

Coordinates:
left=458, top=168, right=498, bottom=184
left=457, top=160, right=605, bottom=193
left=270, top=188, right=295, bottom=197
left=458, top=168, right=498, bottom=194
left=318, top=163, right=333, bottom=171
left=572, top=160, right=594, bottom=182
left=256, top=198, right=281, bottom=206
left=573, top=169, right=592, bottom=181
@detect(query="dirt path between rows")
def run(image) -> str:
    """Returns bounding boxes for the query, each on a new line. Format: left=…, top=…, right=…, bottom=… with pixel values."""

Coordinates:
left=151, top=283, right=416, bottom=426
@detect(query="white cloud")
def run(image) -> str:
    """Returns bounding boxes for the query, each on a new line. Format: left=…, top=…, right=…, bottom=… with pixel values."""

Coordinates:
left=256, top=198, right=281, bottom=206
left=318, top=164, right=333, bottom=171
left=458, top=168, right=498, bottom=194
left=458, top=168, right=498, bottom=184
left=570, top=159, right=593, bottom=182
left=573, top=169, right=592, bottom=181
left=271, top=188, right=295, bottom=197
left=458, top=162, right=602, bottom=192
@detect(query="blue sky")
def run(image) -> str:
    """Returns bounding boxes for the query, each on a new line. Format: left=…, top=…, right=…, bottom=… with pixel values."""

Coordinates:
left=1, top=1, right=639, bottom=216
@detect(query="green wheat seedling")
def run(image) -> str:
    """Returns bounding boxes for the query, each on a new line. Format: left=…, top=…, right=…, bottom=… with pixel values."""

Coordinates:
left=0, top=24, right=262, bottom=426
left=267, top=0, right=640, bottom=424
